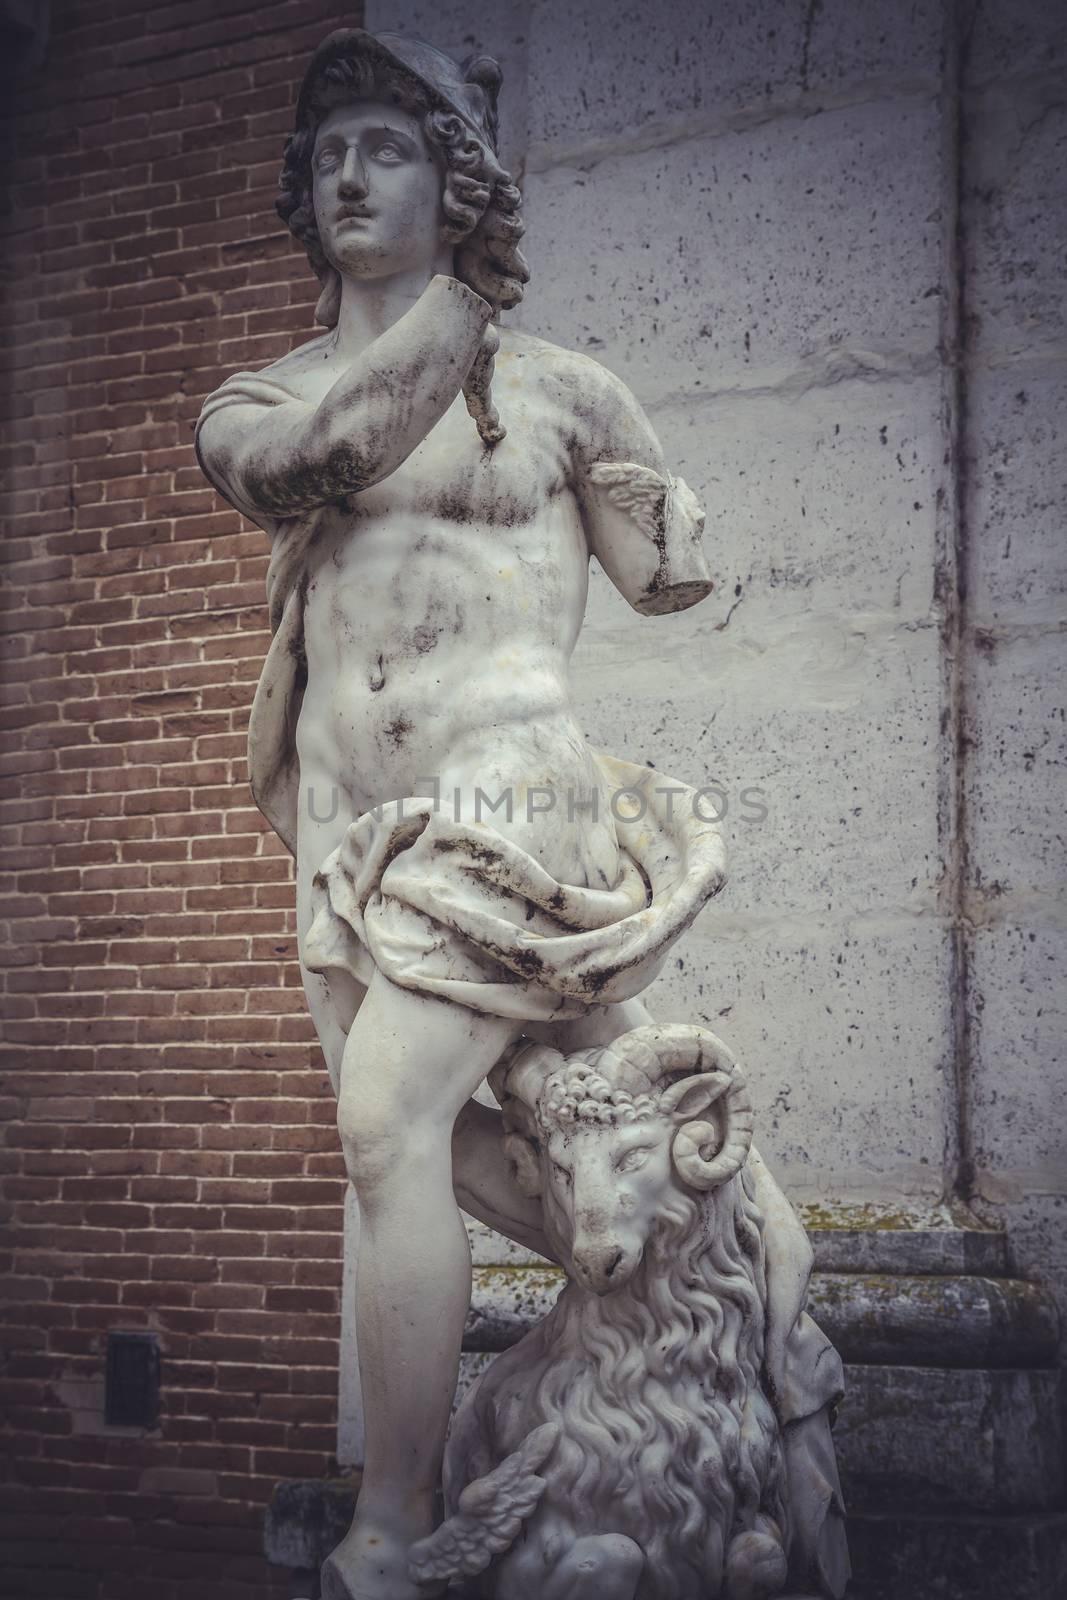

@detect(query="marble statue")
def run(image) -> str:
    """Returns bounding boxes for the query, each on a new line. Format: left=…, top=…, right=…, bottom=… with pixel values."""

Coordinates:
left=194, top=28, right=848, bottom=1600
left=413, top=1025, right=843, bottom=1600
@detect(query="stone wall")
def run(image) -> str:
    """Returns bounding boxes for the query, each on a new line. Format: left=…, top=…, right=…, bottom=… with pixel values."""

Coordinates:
left=959, top=0, right=1067, bottom=1357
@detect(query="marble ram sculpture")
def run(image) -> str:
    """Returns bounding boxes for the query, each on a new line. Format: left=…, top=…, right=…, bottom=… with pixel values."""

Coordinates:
left=410, top=1023, right=842, bottom=1600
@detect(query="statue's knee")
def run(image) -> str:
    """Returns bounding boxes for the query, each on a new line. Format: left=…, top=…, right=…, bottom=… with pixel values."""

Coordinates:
left=337, top=1087, right=394, bottom=1187
left=336, top=1087, right=436, bottom=1196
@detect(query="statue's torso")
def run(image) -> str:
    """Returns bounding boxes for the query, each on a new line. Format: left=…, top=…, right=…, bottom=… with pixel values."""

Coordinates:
left=287, top=332, right=618, bottom=887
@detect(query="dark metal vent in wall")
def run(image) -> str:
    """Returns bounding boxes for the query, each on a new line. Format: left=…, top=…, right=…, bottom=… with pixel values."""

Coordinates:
left=105, top=1330, right=160, bottom=1428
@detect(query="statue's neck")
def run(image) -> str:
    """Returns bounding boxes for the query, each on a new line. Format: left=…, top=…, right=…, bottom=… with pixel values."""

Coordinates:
left=331, top=249, right=456, bottom=357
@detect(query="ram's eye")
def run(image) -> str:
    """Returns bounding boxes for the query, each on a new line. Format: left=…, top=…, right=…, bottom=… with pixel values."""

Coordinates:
left=616, top=1147, right=651, bottom=1174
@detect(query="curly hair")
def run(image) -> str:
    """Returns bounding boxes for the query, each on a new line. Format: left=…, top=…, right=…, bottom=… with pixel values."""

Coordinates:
left=540, top=1058, right=660, bottom=1129
left=276, top=51, right=529, bottom=328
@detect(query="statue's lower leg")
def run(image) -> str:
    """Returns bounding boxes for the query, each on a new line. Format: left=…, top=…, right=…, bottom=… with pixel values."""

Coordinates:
left=321, top=973, right=518, bottom=1600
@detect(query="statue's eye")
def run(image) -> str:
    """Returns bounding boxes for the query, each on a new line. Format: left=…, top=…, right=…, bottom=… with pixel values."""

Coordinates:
left=616, top=1147, right=651, bottom=1174
left=315, top=148, right=340, bottom=173
left=373, top=140, right=405, bottom=162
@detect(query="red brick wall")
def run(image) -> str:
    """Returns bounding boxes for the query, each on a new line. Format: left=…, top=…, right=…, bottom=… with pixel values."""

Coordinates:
left=1, top=4, right=362, bottom=1596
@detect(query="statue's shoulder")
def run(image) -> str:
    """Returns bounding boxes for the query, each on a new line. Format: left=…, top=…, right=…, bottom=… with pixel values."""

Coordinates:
left=255, top=330, right=333, bottom=386
left=201, top=332, right=334, bottom=415
left=495, top=324, right=646, bottom=464
left=497, top=329, right=635, bottom=411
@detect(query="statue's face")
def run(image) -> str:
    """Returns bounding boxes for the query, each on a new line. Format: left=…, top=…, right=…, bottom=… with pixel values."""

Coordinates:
left=311, top=99, right=445, bottom=280
left=542, top=1122, right=674, bottom=1296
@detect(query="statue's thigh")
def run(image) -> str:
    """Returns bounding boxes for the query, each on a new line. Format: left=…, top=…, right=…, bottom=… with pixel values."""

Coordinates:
left=299, top=958, right=365, bottom=1097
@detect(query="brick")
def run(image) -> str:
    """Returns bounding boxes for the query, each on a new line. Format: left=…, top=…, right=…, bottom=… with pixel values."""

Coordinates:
left=0, top=6, right=349, bottom=1592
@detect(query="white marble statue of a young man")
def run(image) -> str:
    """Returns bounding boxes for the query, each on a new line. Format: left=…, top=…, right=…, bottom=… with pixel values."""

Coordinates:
left=195, top=30, right=845, bottom=1600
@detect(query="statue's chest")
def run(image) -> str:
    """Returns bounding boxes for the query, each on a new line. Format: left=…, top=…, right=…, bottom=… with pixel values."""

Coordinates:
left=351, top=393, right=569, bottom=528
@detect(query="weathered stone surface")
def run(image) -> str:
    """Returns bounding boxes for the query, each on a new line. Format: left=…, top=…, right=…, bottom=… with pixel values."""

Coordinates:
left=846, top=1509, right=1067, bottom=1600
left=466, top=1215, right=1010, bottom=1276
left=815, top=1272, right=1059, bottom=1368
left=645, top=919, right=952, bottom=1203
left=836, top=1364, right=1064, bottom=1513
left=648, top=379, right=947, bottom=621
left=465, top=1265, right=1058, bottom=1369
left=968, top=922, right=1067, bottom=1193
left=963, top=80, right=1067, bottom=361
left=966, top=633, right=1066, bottom=895
left=526, top=0, right=943, bottom=160
left=965, top=369, right=1067, bottom=626
left=264, top=1473, right=360, bottom=1571
left=571, top=609, right=943, bottom=921
left=969, top=0, right=1067, bottom=82
left=518, top=97, right=945, bottom=399
left=808, top=1222, right=1009, bottom=1277
left=465, top=1264, right=563, bottom=1351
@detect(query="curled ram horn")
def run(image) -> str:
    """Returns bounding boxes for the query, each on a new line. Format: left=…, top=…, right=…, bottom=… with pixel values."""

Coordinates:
left=606, top=1025, right=754, bottom=1191
left=587, top=1029, right=661, bottom=1097
left=490, top=1041, right=564, bottom=1122
left=489, top=1041, right=565, bottom=1201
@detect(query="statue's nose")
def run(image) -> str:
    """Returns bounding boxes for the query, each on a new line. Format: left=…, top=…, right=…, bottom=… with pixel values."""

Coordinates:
left=572, top=1243, right=626, bottom=1294
left=338, top=147, right=368, bottom=197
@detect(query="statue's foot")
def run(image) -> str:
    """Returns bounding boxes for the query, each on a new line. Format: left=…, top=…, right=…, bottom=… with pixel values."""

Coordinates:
left=321, top=1521, right=444, bottom=1600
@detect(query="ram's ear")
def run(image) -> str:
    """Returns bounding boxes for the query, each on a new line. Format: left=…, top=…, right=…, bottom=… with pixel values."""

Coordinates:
left=504, top=1132, right=543, bottom=1199
left=659, top=1071, right=733, bottom=1123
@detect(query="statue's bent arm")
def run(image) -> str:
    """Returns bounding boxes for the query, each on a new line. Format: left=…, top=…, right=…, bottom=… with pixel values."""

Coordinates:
left=195, top=273, right=492, bottom=524
left=569, top=358, right=714, bottom=616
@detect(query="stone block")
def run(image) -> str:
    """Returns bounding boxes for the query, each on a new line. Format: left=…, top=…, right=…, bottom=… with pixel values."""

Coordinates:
left=963, top=80, right=1067, bottom=361
left=968, top=0, right=1067, bottom=83
left=527, top=0, right=943, bottom=160
left=570, top=608, right=943, bottom=921
left=813, top=1272, right=1059, bottom=1369
left=966, top=631, right=1067, bottom=894
left=968, top=921, right=1066, bottom=1196
left=848, top=1509, right=1067, bottom=1600
left=644, top=917, right=952, bottom=1202
left=264, top=1472, right=359, bottom=1570
left=965, top=368, right=1067, bottom=626
left=977, top=1192, right=1067, bottom=1364
left=836, top=1364, right=1065, bottom=1513
left=808, top=1222, right=1008, bottom=1277
left=648, top=377, right=947, bottom=623
left=517, top=97, right=945, bottom=400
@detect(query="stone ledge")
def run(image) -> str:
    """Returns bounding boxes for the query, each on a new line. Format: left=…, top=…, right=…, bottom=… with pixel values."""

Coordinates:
left=807, top=1223, right=1009, bottom=1277
left=465, top=1267, right=1059, bottom=1369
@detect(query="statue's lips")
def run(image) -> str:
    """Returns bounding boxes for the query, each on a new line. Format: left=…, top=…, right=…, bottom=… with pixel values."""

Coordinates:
left=334, top=211, right=374, bottom=228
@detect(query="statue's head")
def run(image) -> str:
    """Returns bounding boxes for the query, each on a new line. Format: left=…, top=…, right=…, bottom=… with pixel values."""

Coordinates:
left=491, top=1026, right=756, bottom=1297
left=278, top=29, right=529, bottom=326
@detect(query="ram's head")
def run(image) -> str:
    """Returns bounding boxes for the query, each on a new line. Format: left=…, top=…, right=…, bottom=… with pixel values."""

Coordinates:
left=490, top=1024, right=754, bottom=1295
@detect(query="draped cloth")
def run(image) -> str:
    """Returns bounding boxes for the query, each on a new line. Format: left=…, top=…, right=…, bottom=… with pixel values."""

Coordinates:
left=301, top=757, right=727, bottom=1022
